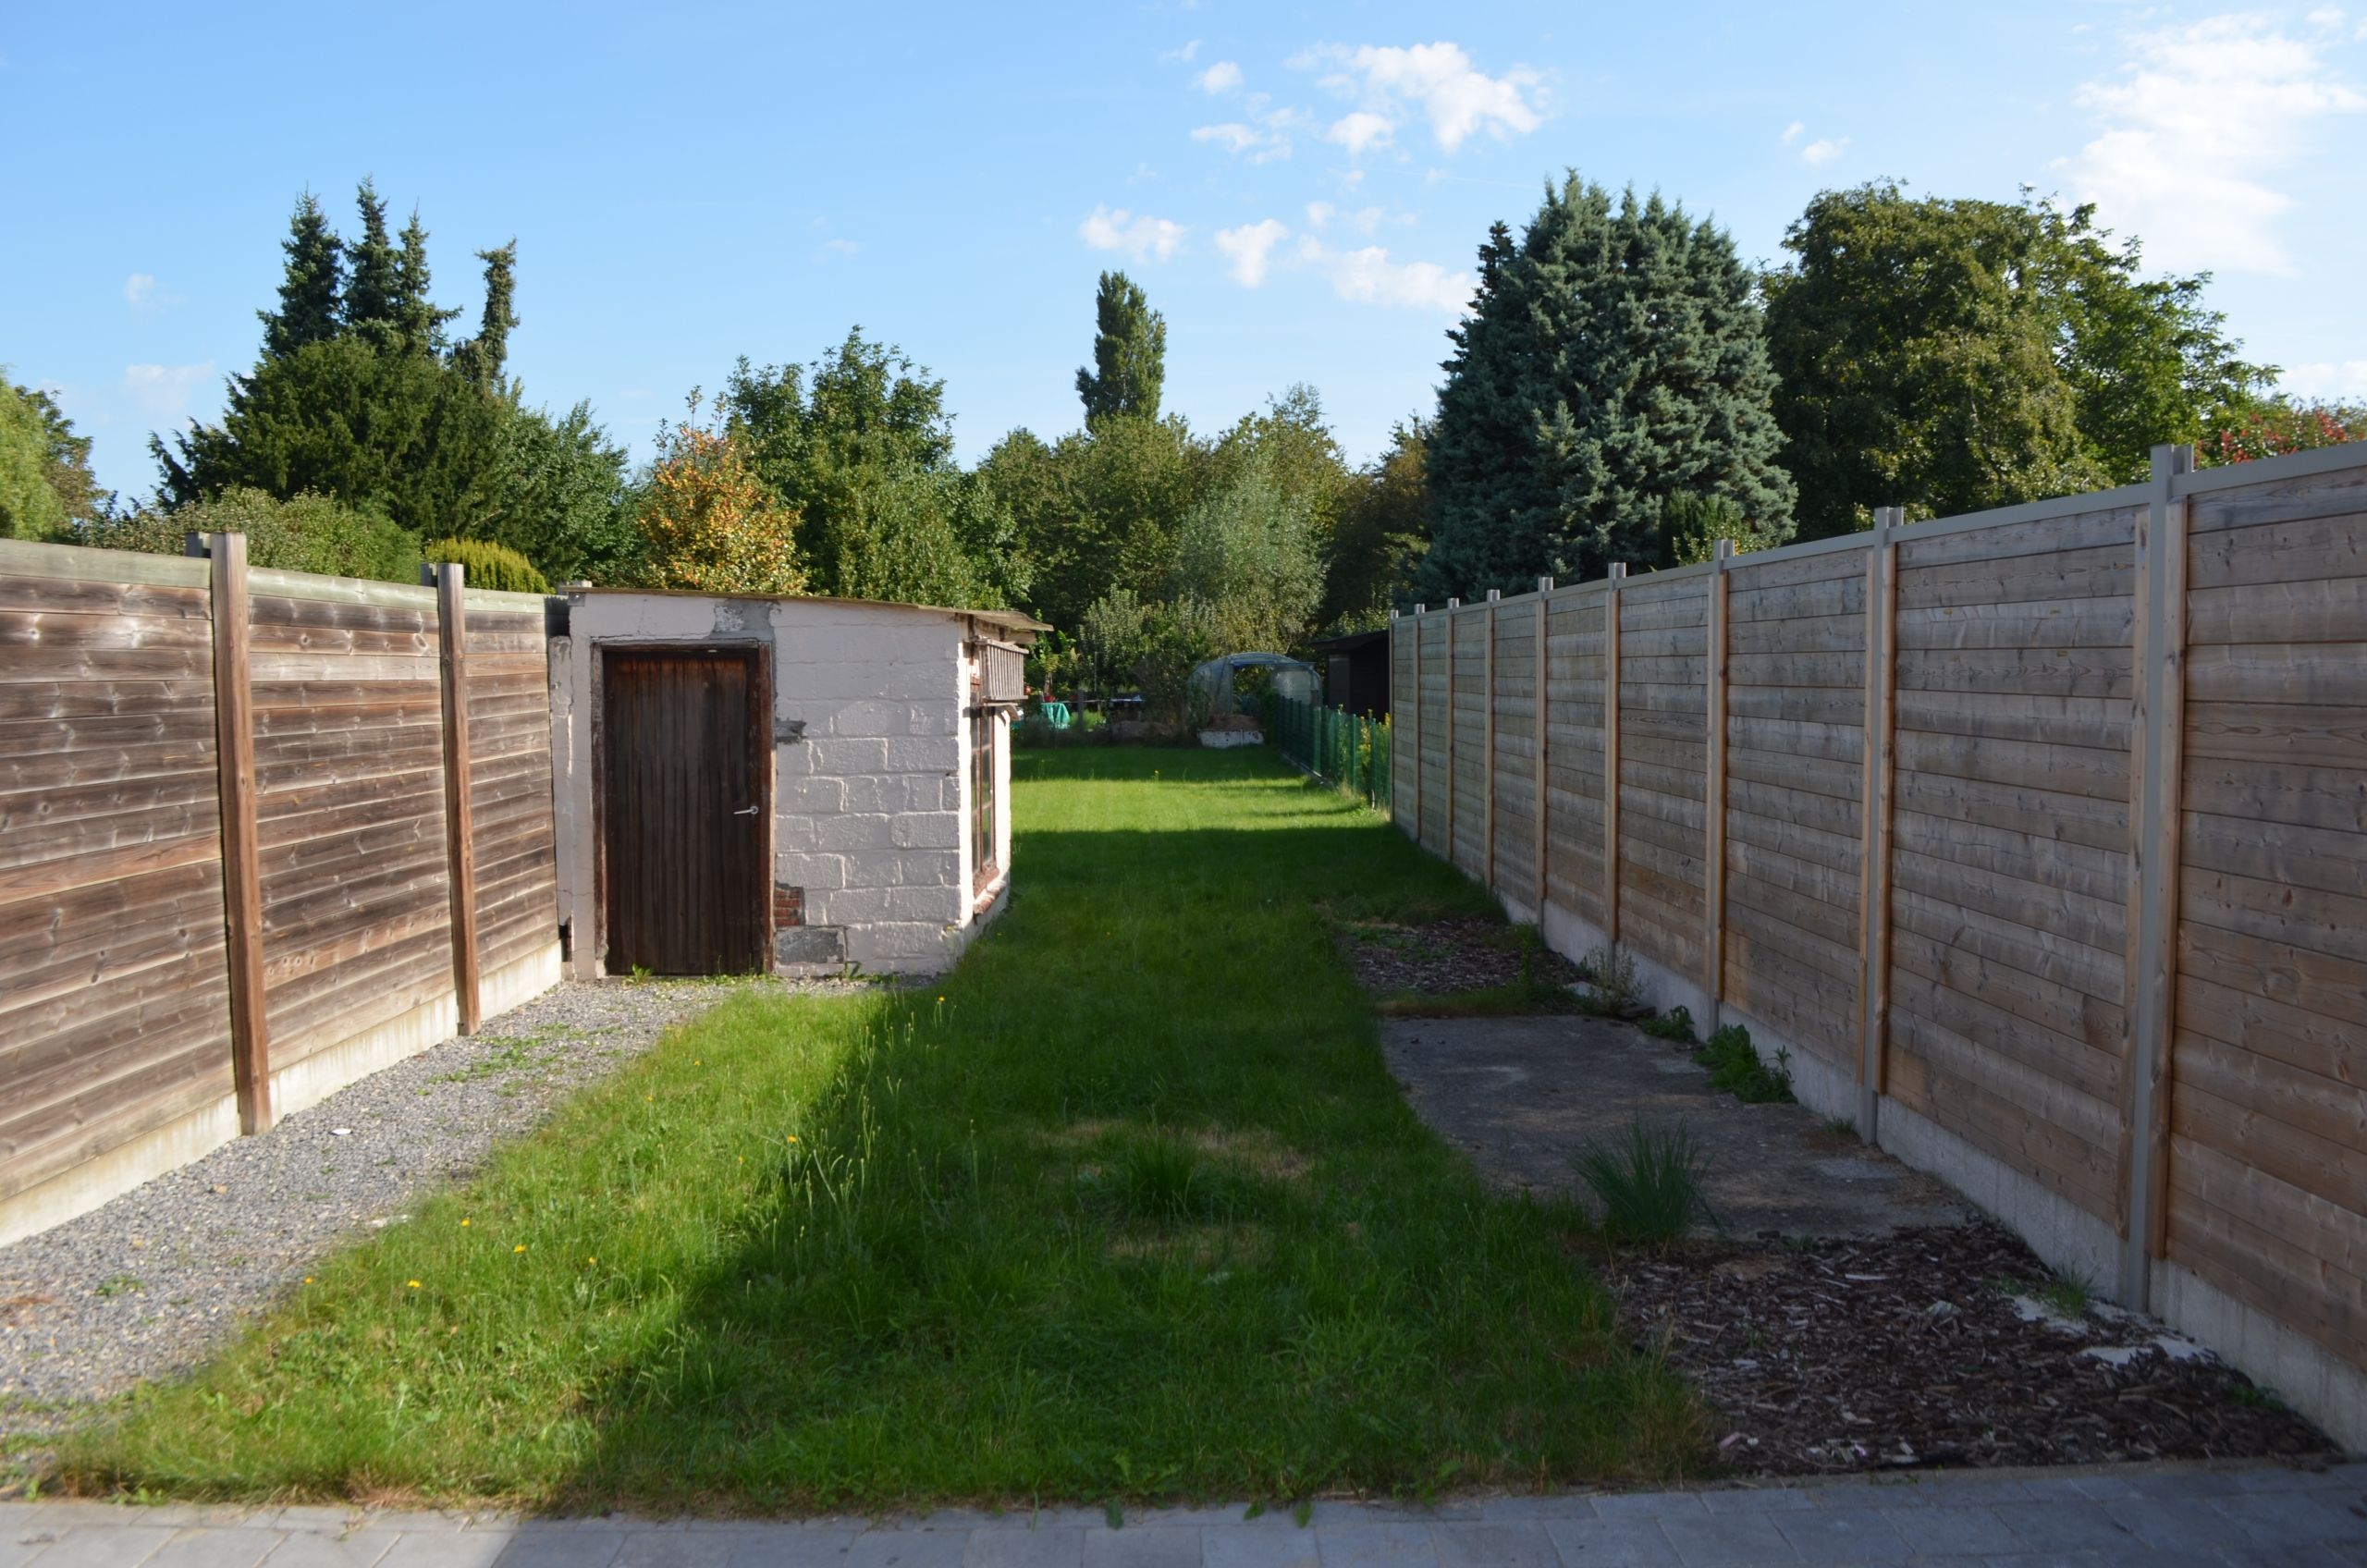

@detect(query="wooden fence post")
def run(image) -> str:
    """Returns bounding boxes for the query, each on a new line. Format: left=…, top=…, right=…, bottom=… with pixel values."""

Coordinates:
left=1404, top=608, right=1422, bottom=839
left=1602, top=564, right=1626, bottom=945
left=1856, top=509, right=1903, bottom=1135
left=1483, top=588, right=1500, bottom=887
left=205, top=532, right=273, bottom=1134
left=1533, top=576, right=1553, bottom=918
left=1704, top=540, right=1735, bottom=1030
left=435, top=563, right=482, bottom=1035
left=2121, top=443, right=2193, bottom=1306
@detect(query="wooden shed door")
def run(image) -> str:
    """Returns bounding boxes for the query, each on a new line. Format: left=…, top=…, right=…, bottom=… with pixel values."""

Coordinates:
left=601, top=649, right=767, bottom=975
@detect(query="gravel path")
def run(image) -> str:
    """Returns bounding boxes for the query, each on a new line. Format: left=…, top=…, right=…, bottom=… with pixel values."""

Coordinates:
left=0, top=977, right=826, bottom=1425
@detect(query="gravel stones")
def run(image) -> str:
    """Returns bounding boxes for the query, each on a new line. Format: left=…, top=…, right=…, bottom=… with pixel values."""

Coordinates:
left=0, top=977, right=786, bottom=1424
left=1607, top=1221, right=2333, bottom=1473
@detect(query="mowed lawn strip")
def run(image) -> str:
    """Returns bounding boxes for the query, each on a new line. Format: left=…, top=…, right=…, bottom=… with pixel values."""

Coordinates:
left=61, top=747, right=1705, bottom=1511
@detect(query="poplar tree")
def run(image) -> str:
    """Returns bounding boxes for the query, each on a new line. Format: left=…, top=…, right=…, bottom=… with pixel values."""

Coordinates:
left=1075, top=271, right=1166, bottom=428
left=1422, top=179, right=1795, bottom=598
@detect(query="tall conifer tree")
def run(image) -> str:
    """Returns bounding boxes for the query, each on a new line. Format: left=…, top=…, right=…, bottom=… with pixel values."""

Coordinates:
left=258, top=193, right=344, bottom=359
left=1422, top=178, right=1795, bottom=598
left=342, top=180, right=400, bottom=342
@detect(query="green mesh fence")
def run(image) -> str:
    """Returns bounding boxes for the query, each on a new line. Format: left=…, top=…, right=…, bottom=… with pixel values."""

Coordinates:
left=1265, top=692, right=1392, bottom=812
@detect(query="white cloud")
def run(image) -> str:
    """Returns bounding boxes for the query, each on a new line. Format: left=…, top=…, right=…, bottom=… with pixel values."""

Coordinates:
left=1324, top=110, right=1396, bottom=155
left=1079, top=205, right=1187, bottom=263
left=1800, top=136, right=1849, bottom=165
left=1781, top=120, right=1805, bottom=145
left=1191, top=116, right=1294, bottom=163
left=119, top=362, right=214, bottom=421
left=1306, top=201, right=1336, bottom=228
left=1163, top=39, right=1201, bottom=63
left=1297, top=239, right=1469, bottom=312
left=2282, top=358, right=2367, bottom=398
left=2055, top=13, right=2365, bottom=275
left=125, top=274, right=156, bottom=308
left=1196, top=60, right=1243, bottom=93
left=1215, top=219, right=1291, bottom=287
left=822, top=239, right=860, bottom=256
left=1297, top=42, right=1542, bottom=152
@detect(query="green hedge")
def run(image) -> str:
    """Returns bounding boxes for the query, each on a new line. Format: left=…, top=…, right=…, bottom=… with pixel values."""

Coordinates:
left=422, top=536, right=551, bottom=594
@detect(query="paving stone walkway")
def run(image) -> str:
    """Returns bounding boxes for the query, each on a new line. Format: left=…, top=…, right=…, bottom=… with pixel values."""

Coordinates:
left=4, top=1462, right=2362, bottom=1567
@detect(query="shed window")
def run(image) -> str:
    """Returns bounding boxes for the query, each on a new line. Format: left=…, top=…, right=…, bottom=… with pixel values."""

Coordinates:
left=971, top=706, right=998, bottom=890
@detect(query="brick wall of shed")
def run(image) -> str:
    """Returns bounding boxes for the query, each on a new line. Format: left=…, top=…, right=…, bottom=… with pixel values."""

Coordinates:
left=768, top=600, right=970, bottom=973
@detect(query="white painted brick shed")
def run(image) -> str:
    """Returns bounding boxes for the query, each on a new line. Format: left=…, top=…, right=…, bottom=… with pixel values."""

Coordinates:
left=547, top=589, right=1042, bottom=978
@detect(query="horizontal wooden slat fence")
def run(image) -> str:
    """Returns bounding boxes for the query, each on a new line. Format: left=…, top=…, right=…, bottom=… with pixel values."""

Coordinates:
left=0, top=536, right=562, bottom=1247
left=1391, top=442, right=2367, bottom=1446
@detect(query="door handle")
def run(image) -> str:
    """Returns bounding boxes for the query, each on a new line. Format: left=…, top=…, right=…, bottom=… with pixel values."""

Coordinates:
left=734, top=803, right=762, bottom=816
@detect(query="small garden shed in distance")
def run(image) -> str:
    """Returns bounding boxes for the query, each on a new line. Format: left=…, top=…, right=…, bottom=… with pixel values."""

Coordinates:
left=546, top=589, right=1043, bottom=978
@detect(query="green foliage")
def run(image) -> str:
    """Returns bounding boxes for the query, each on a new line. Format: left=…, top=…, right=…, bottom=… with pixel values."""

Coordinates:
left=1765, top=184, right=2268, bottom=537
left=1323, top=420, right=1430, bottom=631
left=2201, top=393, right=2366, bottom=466
left=481, top=400, right=638, bottom=584
left=632, top=400, right=805, bottom=595
left=1075, top=270, right=1166, bottom=428
left=1424, top=180, right=1796, bottom=600
left=725, top=332, right=1022, bottom=607
left=981, top=413, right=1209, bottom=631
left=1, top=378, right=107, bottom=540
left=1663, top=493, right=1780, bottom=567
left=1693, top=1024, right=1795, bottom=1105
left=85, top=487, right=421, bottom=582
left=450, top=242, right=519, bottom=393
left=1574, top=1121, right=1716, bottom=1243
left=61, top=749, right=1701, bottom=1506
left=1639, top=1006, right=1696, bottom=1043
left=422, top=536, right=550, bottom=594
left=258, top=192, right=344, bottom=360
left=1166, top=454, right=1323, bottom=654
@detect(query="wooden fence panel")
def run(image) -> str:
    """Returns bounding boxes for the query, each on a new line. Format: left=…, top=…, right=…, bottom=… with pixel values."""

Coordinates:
left=2167, top=461, right=2367, bottom=1371
left=1543, top=587, right=1609, bottom=928
left=464, top=593, right=560, bottom=976
left=1417, top=615, right=1449, bottom=856
left=247, top=574, right=456, bottom=1070
left=1450, top=608, right=1488, bottom=879
left=1883, top=505, right=2141, bottom=1224
left=1616, top=574, right=1711, bottom=980
left=1490, top=599, right=1538, bottom=900
left=1392, top=616, right=1420, bottom=838
left=0, top=543, right=234, bottom=1204
left=1721, top=542, right=1871, bottom=1068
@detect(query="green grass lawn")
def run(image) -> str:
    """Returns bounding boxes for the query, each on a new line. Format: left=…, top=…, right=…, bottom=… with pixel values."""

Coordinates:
left=58, top=747, right=1704, bottom=1511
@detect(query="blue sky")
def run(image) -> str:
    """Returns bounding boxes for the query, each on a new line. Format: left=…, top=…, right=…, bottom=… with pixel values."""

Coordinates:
left=6, top=2, right=2364, bottom=502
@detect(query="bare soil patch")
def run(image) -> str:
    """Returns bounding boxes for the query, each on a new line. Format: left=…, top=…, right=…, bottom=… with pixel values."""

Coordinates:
left=1607, top=1220, right=2332, bottom=1473
left=1337, top=917, right=1584, bottom=998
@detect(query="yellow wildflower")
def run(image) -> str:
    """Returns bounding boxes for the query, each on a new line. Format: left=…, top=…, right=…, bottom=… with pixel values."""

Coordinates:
left=514, top=1244, right=527, bottom=1254
left=407, top=1280, right=422, bottom=1289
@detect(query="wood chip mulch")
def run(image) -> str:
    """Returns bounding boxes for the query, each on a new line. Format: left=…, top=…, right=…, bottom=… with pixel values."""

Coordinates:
left=1337, top=918, right=1585, bottom=996
left=1605, top=1219, right=2333, bottom=1473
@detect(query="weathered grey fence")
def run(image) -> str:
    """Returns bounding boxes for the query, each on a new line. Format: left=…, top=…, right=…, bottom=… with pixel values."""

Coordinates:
left=1391, top=442, right=2367, bottom=1446
left=0, top=535, right=562, bottom=1247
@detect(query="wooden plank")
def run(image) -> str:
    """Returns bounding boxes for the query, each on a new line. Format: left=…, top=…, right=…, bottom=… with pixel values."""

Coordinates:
left=1895, top=505, right=2139, bottom=570
left=1858, top=514, right=1899, bottom=1109
left=436, top=566, right=481, bottom=1035
left=2187, top=575, right=2367, bottom=645
left=1892, top=883, right=2126, bottom=1006
left=1897, top=542, right=2137, bottom=611
left=1895, top=731, right=2130, bottom=803
left=2188, top=508, right=2367, bottom=590
left=2177, top=971, right=2359, bottom=1088
left=206, top=533, right=272, bottom=1135
left=1483, top=593, right=1497, bottom=893
left=2185, top=702, right=2367, bottom=770
left=1895, top=646, right=2133, bottom=700
left=2180, top=917, right=2367, bottom=1035
left=2186, top=642, right=2367, bottom=705
left=1895, top=597, right=2133, bottom=651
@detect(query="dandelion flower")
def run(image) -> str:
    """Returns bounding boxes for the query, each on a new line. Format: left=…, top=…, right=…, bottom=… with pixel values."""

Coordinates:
left=586, top=1256, right=597, bottom=1265
left=514, top=1244, right=527, bottom=1254
left=407, top=1280, right=422, bottom=1289
left=787, top=1135, right=799, bottom=1144
left=303, top=1276, right=314, bottom=1284
left=460, top=1218, right=471, bottom=1227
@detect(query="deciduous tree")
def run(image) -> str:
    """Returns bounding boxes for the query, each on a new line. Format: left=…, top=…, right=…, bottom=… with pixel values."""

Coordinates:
left=1075, top=270, right=1167, bottom=428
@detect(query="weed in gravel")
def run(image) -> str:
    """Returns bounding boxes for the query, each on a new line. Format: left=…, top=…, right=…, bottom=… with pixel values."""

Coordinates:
left=1693, top=1025, right=1795, bottom=1105
left=1575, top=946, right=1640, bottom=1016
left=1574, top=1121, right=1717, bottom=1243
left=2039, top=1271, right=2094, bottom=1319
left=92, top=1277, right=142, bottom=1300
left=1639, top=1007, right=1696, bottom=1043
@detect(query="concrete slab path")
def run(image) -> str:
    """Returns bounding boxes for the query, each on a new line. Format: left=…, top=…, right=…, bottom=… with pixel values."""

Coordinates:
left=1380, top=1015, right=1968, bottom=1238
left=6, top=1462, right=2363, bottom=1567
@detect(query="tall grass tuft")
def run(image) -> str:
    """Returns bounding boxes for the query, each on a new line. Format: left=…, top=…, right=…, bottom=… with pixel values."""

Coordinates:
left=1574, top=1121, right=1717, bottom=1243
left=1693, top=1023, right=1795, bottom=1104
